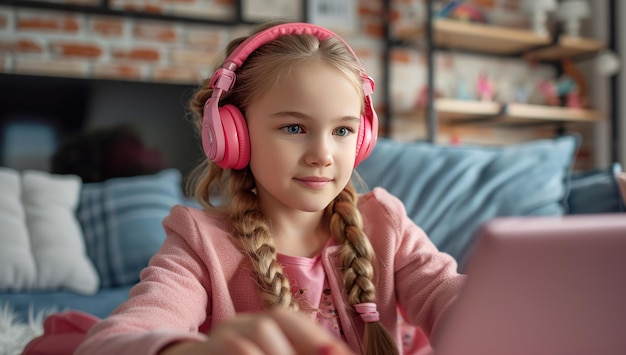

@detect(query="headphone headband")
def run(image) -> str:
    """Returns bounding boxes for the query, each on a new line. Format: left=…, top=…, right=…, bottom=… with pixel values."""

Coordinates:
left=225, top=23, right=361, bottom=72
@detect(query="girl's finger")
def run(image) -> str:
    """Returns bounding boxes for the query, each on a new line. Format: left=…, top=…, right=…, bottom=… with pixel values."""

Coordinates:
left=267, top=309, right=355, bottom=355
left=237, top=313, right=296, bottom=355
left=208, top=313, right=296, bottom=355
left=214, top=328, right=266, bottom=355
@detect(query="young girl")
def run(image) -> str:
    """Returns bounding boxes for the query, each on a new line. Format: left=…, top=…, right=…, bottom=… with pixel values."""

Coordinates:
left=74, top=22, right=464, bottom=355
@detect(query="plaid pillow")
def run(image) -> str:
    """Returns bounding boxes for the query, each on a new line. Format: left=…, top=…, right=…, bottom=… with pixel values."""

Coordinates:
left=77, top=169, right=183, bottom=288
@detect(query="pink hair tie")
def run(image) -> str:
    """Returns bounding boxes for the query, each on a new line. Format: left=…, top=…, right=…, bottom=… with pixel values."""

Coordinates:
left=354, top=302, right=380, bottom=323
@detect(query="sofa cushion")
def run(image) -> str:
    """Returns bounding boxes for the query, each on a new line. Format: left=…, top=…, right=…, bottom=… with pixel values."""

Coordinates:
left=77, top=169, right=183, bottom=288
left=616, top=172, right=626, bottom=206
left=21, top=170, right=100, bottom=295
left=0, top=168, right=37, bottom=291
left=0, top=285, right=134, bottom=323
left=356, top=135, right=579, bottom=268
left=567, top=163, right=625, bottom=214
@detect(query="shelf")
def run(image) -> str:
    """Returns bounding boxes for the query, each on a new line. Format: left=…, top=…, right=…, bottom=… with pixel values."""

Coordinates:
left=396, top=19, right=606, bottom=60
left=432, top=19, right=552, bottom=55
left=395, top=99, right=604, bottom=124
left=434, top=99, right=502, bottom=120
left=397, top=19, right=551, bottom=54
left=501, top=103, right=604, bottom=123
left=525, top=36, right=606, bottom=61
left=395, top=99, right=501, bottom=122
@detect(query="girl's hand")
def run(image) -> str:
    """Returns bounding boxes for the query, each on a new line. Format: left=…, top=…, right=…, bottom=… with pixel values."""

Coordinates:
left=159, top=308, right=354, bottom=355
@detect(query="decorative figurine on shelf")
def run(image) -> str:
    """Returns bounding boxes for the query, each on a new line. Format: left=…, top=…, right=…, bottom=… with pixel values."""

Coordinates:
left=456, top=77, right=474, bottom=101
left=555, top=74, right=576, bottom=104
left=522, top=0, right=557, bottom=36
left=435, top=0, right=462, bottom=18
left=449, top=4, right=488, bottom=23
left=515, top=86, right=531, bottom=104
left=566, top=87, right=583, bottom=109
left=435, top=0, right=488, bottom=23
left=476, top=72, right=495, bottom=101
left=561, top=58, right=589, bottom=108
left=536, top=58, right=590, bottom=109
left=555, top=75, right=585, bottom=109
left=537, top=79, right=560, bottom=106
left=555, top=74, right=576, bottom=93
left=556, top=0, right=590, bottom=38
left=414, top=84, right=444, bottom=109
left=514, top=81, right=532, bottom=104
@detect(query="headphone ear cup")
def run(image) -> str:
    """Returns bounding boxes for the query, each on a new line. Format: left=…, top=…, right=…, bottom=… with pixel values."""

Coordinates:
left=354, top=93, right=378, bottom=167
left=228, top=105, right=250, bottom=170
left=355, top=114, right=371, bottom=167
left=202, top=97, right=223, bottom=162
left=216, top=104, right=250, bottom=169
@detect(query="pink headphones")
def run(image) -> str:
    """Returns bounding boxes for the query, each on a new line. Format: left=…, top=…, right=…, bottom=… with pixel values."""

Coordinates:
left=202, top=22, right=378, bottom=170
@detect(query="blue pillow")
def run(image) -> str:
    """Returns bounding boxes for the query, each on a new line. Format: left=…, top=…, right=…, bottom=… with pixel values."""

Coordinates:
left=77, top=169, right=183, bottom=287
left=356, top=135, right=579, bottom=267
left=567, top=163, right=625, bottom=214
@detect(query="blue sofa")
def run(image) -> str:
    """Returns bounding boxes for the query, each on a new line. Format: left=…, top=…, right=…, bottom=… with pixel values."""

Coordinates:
left=1, top=135, right=624, bottom=322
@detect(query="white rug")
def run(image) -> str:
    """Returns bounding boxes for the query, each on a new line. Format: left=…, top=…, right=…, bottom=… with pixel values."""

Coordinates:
left=0, top=304, right=51, bottom=355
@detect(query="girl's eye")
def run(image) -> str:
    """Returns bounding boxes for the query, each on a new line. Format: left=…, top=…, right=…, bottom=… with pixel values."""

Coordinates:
left=282, top=124, right=303, bottom=134
left=334, top=127, right=353, bottom=137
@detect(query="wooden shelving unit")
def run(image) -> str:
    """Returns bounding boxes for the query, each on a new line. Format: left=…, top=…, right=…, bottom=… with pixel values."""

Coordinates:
left=396, top=99, right=605, bottom=125
left=395, top=99, right=502, bottom=122
left=525, top=36, right=606, bottom=61
left=397, top=19, right=552, bottom=55
left=434, top=99, right=501, bottom=121
left=432, top=19, right=552, bottom=55
left=502, top=103, right=604, bottom=123
left=384, top=12, right=608, bottom=139
left=429, top=20, right=605, bottom=61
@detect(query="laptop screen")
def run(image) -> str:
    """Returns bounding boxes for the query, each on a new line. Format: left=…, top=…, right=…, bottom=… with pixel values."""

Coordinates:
left=433, top=214, right=626, bottom=355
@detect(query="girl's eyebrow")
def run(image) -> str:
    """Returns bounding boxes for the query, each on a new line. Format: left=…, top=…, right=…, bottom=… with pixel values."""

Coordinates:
left=270, top=111, right=361, bottom=122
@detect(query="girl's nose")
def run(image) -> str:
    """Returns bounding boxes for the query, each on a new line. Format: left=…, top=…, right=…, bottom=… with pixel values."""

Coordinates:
left=304, top=136, right=333, bottom=167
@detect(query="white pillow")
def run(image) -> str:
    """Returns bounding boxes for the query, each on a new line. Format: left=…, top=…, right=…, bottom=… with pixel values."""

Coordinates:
left=0, top=168, right=37, bottom=291
left=21, top=170, right=99, bottom=295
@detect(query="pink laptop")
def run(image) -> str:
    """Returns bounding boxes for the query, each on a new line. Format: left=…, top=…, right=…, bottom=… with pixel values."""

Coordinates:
left=433, top=214, right=626, bottom=355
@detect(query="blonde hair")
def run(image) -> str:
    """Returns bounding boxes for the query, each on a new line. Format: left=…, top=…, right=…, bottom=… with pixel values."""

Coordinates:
left=187, top=22, right=398, bottom=355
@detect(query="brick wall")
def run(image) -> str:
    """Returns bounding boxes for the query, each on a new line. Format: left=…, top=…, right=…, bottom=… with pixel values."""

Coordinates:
left=0, top=2, right=239, bottom=83
left=0, top=0, right=384, bottom=85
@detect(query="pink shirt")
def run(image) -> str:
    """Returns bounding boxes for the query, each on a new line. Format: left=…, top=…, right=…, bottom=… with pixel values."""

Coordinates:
left=278, top=240, right=343, bottom=338
left=75, top=188, right=465, bottom=355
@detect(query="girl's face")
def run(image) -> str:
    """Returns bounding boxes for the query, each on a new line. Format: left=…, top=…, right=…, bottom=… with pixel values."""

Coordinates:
left=246, top=61, right=362, bottom=214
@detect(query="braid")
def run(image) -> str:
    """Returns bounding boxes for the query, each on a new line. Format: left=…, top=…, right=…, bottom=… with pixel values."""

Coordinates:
left=330, top=183, right=399, bottom=355
left=331, top=188, right=375, bottom=304
left=227, top=169, right=298, bottom=311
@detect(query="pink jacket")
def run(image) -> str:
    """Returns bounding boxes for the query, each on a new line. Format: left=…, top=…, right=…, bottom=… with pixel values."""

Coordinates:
left=74, top=188, right=464, bottom=355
